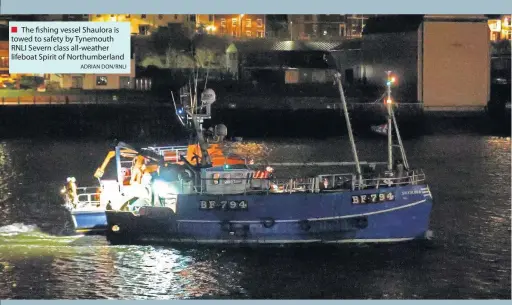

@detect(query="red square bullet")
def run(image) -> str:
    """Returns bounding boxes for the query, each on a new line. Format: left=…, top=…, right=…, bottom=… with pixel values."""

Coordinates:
left=11, top=26, right=17, bottom=33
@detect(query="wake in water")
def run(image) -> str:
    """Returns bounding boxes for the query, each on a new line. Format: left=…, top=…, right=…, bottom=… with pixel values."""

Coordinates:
left=0, top=222, right=40, bottom=236
left=0, top=222, right=96, bottom=248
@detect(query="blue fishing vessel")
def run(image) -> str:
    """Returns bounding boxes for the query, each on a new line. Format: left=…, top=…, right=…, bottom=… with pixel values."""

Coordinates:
left=103, top=71, right=434, bottom=245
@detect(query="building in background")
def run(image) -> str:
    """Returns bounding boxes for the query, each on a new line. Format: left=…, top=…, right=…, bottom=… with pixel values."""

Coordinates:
left=89, top=14, right=195, bottom=35
left=488, top=15, right=512, bottom=41
left=0, top=15, right=43, bottom=25
left=0, top=41, right=8, bottom=75
left=287, top=15, right=372, bottom=40
left=36, top=15, right=89, bottom=21
left=51, top=57, right=136, bottom=90
left=0, top=26, right=40, bottom=83
left=225, top=40, right=339, bottom=82
left=195, top=14, right=266, bottom=38
left=331, top=14, right=491, bottom=109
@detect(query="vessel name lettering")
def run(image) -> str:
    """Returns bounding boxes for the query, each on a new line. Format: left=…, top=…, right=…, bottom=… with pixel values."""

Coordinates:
left=351, top=192, right=395, bottom=204
left=199, top=200, right=248, bottom=211
left=401, top=190, right=422, bottom=195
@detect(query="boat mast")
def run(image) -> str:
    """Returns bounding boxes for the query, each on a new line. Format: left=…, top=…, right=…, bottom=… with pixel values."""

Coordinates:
left=385, top=71, right=394, bottom=172
left=334, top=72, right=362, bottom=183
left=385, top=71, right=410, bottom=171
left=391, top=107, right=410, bottom=170
left=189, top=74, right=212, bottom=167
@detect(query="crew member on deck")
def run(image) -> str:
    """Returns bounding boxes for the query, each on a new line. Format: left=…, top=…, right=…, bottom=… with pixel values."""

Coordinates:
left=130, top=155, right=146, bottom=184
left=252, top=166, right=274, bottom=189
left=254, top=166, right=274, bottom=179
left=66, top=177, right=78, bottom=206
left=395, top=159, right=404, bottom=182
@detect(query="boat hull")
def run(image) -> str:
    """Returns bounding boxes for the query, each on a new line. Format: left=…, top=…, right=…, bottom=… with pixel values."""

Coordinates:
left=71, top=210, right=108, bottom=234
left=105, top=184, right=433, bottom=245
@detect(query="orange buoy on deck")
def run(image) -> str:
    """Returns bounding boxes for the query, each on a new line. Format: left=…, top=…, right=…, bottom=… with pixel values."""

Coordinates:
left=164, top=143, right=247, bottom=167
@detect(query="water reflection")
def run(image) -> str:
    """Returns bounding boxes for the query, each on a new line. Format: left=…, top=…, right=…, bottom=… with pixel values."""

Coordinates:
left=0, top=136, right=510, bottom=299
left=109, top=246, right=245, bottom=299
left=0, top=142, right=16, bottom=223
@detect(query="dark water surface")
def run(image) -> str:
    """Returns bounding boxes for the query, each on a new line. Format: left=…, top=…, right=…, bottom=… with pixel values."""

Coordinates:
left=0, top=134, right=510, bottom=299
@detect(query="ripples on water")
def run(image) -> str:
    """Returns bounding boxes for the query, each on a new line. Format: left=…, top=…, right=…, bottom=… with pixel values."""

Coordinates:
left=0, top=135, right=510, bottom=299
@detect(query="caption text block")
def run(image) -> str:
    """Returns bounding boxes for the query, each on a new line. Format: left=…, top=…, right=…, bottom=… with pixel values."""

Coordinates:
left=8, top=21, right=131, bottom=74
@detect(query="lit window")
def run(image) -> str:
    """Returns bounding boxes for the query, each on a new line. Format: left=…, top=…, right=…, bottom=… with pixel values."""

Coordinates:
left=0, top=57, right=8, bottom=68
left=220, top=18, right=226, bottom=28
left=285, top=70, right=299, bottom=84
left=212, top=173, right=220, bottom=185
left=96, top=76, right=108, bottom=86
left=232, top=18, right=238, bottom=27
left=246, top=31, right=252, bottom=37
left=256, top=30, right=264, bottom=38
left=223, top=174, right=231, bottom=184
left=233, top=173, right=243, bottom=184
left=245, top=19, right=252, bottom=28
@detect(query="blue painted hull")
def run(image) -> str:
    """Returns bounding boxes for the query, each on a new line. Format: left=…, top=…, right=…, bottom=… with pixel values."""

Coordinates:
left=105, top=184, right=433, bottom=245
left=71, top=210, right=108, bottom=234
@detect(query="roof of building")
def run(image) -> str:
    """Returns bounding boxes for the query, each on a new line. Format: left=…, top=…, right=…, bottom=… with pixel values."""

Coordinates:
left=329, top=39, right=362, bottom=51
left=362, top=15, right=425, bottom=35
left=227, top=40, right=342, bottom=53
left=362, top=14, right=488, bottom=35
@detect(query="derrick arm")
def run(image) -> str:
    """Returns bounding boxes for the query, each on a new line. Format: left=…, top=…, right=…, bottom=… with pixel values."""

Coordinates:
left=94, top=151, right=116, bottom=179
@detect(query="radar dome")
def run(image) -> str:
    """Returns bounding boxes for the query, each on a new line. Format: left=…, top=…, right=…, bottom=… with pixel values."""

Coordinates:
left=214, top=124, right=228, bottom=138
left=201, top=88, right=216, bottom=105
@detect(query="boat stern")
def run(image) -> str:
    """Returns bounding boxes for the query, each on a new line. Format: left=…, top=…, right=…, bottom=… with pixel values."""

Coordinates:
left=71, top=210, right=108, bottom=235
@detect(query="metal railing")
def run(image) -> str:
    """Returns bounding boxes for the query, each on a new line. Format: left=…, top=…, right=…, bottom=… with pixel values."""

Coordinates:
left=170, top=169, right=427, bottom=195
left=356, top=169, right=426, bottom=189
left=73, top=186, right=102, bottom=209
left=75, top=169, right=427, bottom=202
left=192, top=176, right=320, bottom=195
left=146, top=146, right=189, bottom=162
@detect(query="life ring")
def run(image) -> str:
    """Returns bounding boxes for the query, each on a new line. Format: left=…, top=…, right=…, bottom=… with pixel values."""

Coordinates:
left=261, top=217, right=275, bottom=228
left=382, top=178, right=393, bottom=186
left=178, top=169, right=193, bottom=182
left=298, top=220, right=311, bottom=231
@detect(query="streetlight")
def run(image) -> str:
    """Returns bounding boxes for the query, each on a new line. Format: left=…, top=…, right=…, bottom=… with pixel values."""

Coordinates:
left=290, top=21, right=293, bottom=41
left=239, top=14, right=244, bottom=38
